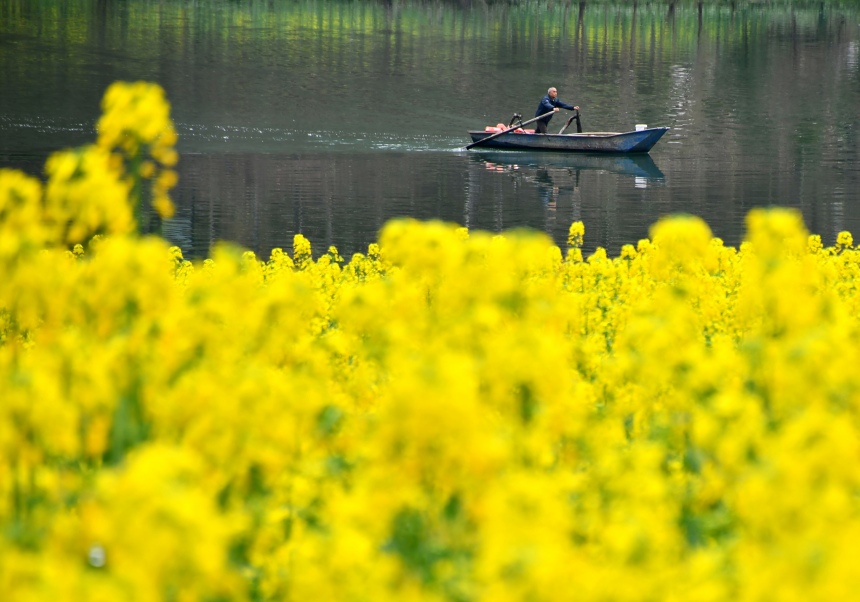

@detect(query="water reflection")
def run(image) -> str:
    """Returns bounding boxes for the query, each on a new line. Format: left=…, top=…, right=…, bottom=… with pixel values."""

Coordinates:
left=473, top=152, right=666, bottom=180
left=468, top=151, right=668, bottom=245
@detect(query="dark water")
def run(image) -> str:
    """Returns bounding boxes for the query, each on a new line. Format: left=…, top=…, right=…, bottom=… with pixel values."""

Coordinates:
left=2, top=0, right=859, bottom=257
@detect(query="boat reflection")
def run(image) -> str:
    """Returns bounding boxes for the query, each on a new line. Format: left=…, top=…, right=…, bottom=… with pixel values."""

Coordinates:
left=471, top=151, right=666, bottom=181
left=471, top=151, right=666, bottom=213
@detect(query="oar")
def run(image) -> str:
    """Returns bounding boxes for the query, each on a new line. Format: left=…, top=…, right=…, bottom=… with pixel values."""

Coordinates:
left=558, top=109, right=582, bottom=134
left=466, top=110, right=555, bottom=150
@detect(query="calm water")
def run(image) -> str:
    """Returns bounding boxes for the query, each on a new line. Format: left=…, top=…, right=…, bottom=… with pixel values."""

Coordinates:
left=1, top=0, right=859, bottom=257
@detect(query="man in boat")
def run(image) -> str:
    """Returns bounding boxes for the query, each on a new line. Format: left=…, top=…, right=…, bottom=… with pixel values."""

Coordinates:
left=534, top=87, right=579, bottom=134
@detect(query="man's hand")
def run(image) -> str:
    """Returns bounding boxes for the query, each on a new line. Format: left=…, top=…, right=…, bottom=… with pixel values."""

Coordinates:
left=574, top=106, right=580, bottom=110
left=553, top=107, right=560, bottom=112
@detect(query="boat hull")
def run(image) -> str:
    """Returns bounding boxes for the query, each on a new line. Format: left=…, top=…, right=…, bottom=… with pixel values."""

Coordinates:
left=467, top=127, right=669, bottom=153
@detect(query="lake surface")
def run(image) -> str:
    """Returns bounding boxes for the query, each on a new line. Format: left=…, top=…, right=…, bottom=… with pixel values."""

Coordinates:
left=1, top=0, right=859, bottom=258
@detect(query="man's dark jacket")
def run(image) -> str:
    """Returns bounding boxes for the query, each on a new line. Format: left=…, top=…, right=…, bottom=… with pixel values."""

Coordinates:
left=535, top=94, right=575, bottom=127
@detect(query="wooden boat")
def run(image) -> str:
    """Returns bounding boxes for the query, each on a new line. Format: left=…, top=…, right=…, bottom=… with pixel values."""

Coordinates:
left=467, top=126, right=670, bottom=154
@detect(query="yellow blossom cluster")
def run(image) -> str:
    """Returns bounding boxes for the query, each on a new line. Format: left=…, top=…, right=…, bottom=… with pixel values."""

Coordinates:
left=97, top=81, right=179, bottom=220
left=3, top=83, right=860, bottom=602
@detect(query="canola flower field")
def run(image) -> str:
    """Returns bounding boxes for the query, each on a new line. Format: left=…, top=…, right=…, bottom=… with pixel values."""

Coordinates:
left=3, top=82, right=860, bottom=602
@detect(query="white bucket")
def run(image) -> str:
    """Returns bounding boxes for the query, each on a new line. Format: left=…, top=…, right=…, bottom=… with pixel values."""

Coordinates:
left=635, top=124, right=648, bottom=131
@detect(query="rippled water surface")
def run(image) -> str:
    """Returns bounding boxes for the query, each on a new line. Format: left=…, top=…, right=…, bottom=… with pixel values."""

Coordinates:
left=2, top=0, right=858, bottom=257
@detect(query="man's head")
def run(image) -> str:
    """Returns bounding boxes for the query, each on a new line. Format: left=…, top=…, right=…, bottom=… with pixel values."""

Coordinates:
left=548, top=87, right=558, bottom=99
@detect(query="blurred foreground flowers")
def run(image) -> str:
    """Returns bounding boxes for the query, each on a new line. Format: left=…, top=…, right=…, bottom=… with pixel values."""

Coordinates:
left=3, top=83, right=860, bottom=601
